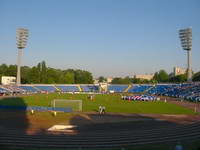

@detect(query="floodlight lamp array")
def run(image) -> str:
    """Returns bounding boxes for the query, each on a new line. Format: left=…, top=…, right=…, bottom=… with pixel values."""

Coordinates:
left=16, top=28, right=29, bottom=49
left=179, top=28, right=192, bottom=51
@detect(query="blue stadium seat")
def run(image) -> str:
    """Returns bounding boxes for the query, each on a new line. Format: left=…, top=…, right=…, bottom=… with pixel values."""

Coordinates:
left=34, top=86, right=56, bottom=92
left=108, top=85, right=128, bottom=92
left=147, top=85, right=173, bottom=95
left=128, top=85, right=152, bottom=93
left=0, top=87, right=9, bottom=93
left=19, top=86, right=39, bottom=93
left=81, top=85, right=99, bottom=92
left=56, top=85, right=80, bottom=92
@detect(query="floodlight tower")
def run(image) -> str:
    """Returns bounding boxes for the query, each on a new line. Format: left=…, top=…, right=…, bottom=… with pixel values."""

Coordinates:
left=179, top=28, right=192, bottom=82
left=16, top=28, right=29, bottom=85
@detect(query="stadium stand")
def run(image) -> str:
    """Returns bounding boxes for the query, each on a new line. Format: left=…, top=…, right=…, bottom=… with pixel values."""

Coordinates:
left=0, top=87, right=8, bottom=95
left=141, top=83, right=200, bottom=102
left=124, top=84, right=132, bottom=92
left=0, top=85, right=25, bottom=94
left=0, top=86, right=9, bottom=92
left=0, top=83, right=199, bottom=102
left=77, top=85, right=82, bottom=92
left=128, top=85, right=152, bottom=93
left=163, top=83, right=200, bottom=102
left=34, top=85, right=57, bottom=92
left=147, top=84, right=175, bottom=95
left=19, top=86, right=39, bottom=93
left=80, top=85, right=99, bottom=92
left=56, top=85, right=80, bottom=92
left=108, top=85, right=128, bottom=93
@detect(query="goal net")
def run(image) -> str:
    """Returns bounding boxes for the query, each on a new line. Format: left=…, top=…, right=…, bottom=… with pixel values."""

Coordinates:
left=52, top=99, right=82, bottom=112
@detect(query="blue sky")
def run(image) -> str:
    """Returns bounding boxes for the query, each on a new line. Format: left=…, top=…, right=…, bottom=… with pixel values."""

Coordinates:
left=0, top=0, right=199, bottom=77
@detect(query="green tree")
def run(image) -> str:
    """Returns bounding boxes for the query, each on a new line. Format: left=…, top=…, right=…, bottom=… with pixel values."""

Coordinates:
left=153, top=70, right=169, bottom=83
left=0, top=61, right=94, bottom=84
left=62, top=72, right=75, bottom=84
left=46, top=68, right=58, bottom=84
left=193, top=72, right=200, bottom=81
left=98, top=76, right=107, bottom=83
left=28, top=66, right=40, bottom=83
left=153, top=72, right=159, bottom=81
left=169, top=74, right=187, bottom=83
left=158, top=70, right=169, bottom=82
left=150, top=79, right=158, bottom=84
left=21, top=66, right=31, bottom=84
left=0, top=64, right=8, bottom=77
left=41, top=61, right=47, bottom=83
left=111, top=77, right=123, bottom=84
left=74, top=70, right=93, bottom=84
left=123, top=76, right=132, bottom=84
left=7, top=65, right=17, bottom=76
left=111, top=77, right=131, bottom=84
left=37, top=62, right=42, bottom=83
left=131, top=77, right=141, bottom=84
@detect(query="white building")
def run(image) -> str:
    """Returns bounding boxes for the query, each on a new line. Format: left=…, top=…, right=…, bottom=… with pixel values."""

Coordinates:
left=1, top=76, right=16, bottom=85
left=174, top=67, right=187, bottom=76
left=106, top=77, right=113, bottom=83
left=93, top=79, right=99, bottom=84
left=134, top=74, right=154, bottom=80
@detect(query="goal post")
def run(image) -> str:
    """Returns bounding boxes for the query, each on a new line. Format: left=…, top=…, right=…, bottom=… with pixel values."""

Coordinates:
left=52, top=99, right=82, bottom=112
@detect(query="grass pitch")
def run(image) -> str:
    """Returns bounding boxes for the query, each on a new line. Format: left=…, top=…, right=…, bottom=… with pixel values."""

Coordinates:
left=0, top=93, right=196, bottom=114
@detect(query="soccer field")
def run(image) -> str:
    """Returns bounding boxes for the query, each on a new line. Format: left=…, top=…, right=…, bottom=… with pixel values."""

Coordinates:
left=0, top=93, right=196, bottom=114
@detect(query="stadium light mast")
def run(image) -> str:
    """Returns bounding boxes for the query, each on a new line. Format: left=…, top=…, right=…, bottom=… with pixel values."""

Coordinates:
left=16, top=28, right=29, bottom=85
left=179, top=28, right=192, bottom=82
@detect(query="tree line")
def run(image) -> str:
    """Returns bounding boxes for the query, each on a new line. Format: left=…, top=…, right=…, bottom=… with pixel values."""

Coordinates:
left=0, top=61, right=93, bottom=84
left=110, top=69, right=200, bottom=84
left=1, top=62, right=200, bottom=84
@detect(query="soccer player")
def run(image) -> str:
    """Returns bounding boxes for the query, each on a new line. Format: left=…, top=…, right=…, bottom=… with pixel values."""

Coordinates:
left=102, top=106, right=106, bottom=114
left=99, top=105, right=102, bottom=114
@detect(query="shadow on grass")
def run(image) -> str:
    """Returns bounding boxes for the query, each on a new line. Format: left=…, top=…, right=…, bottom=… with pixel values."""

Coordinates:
left=0, top=97, right=30, bottom=149
left=0, top=97, right=29, bottom=129
left=69, top=113, right=177, bottom=133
